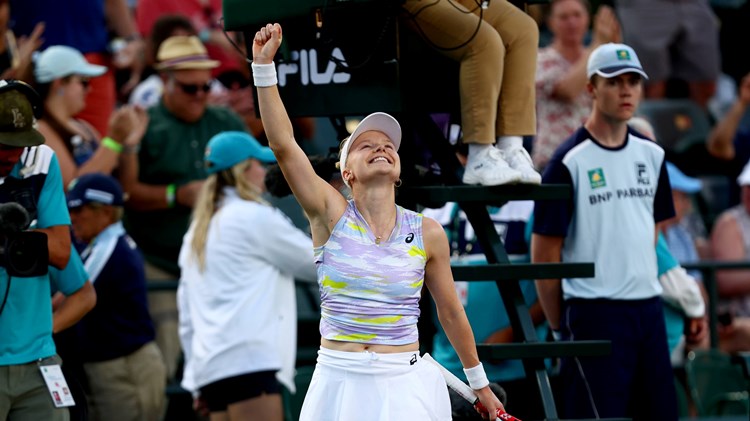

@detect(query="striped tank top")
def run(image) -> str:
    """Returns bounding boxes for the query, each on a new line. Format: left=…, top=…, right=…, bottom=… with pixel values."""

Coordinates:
left=315, top=200, right=426, bottom=345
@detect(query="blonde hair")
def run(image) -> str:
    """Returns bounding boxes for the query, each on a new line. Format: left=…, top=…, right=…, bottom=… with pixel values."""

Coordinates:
left=189, top=159, right=268, bottom=271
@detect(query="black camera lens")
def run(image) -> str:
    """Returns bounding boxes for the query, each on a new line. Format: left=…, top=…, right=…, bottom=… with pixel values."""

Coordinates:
left=1, top=232, right=48, bottom=277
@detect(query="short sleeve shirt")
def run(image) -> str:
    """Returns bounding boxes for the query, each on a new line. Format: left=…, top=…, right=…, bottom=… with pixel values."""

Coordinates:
left=533, top=127, right=675, bottom=300
left=124, top=103, right=246, bottom=275
left=0, top=146, right=81, bottom=365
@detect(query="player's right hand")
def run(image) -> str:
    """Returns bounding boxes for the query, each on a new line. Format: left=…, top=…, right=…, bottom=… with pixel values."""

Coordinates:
left=253, top=23, right=283, bottom=65
left=475, top=385, right=504, bottom=420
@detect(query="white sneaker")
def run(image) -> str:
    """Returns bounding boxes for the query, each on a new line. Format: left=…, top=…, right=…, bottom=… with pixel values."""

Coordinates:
left=462, top=147, right=522, bottom=186
left=502, top=146, right=541, bottom=184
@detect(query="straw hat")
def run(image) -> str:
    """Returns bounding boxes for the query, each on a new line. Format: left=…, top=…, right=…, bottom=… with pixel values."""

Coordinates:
left=155, top=35, right=220, bottom=71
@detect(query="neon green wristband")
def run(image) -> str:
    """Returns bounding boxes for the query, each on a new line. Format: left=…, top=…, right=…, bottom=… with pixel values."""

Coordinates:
left=101, top=137, right=123, bottom=154
left=166, top=184, right=177, bottom=208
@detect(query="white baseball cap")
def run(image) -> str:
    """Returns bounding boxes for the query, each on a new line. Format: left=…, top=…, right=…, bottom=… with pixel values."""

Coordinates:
left=587, top=43, right=648, bottom=80
left=339, top=112, right=402, bottom=186
left=34, top=45, right=107, bottom=84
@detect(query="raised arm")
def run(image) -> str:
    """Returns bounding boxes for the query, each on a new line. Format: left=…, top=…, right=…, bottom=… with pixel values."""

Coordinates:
left=706, top=73, right=750, bottom=160
left=252, top=23, right=345, bottom=240
left=104, top=0, right=145, bottom=95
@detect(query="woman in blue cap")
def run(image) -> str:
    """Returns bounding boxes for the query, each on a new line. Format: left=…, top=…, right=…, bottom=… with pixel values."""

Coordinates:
left=177, top=131, right=317, bottom=421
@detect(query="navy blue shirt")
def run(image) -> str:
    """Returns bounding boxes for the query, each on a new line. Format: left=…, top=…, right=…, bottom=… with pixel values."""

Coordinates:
left=78, top=222, right=155, bottom=362
left=10, top=0, right=109, bottom=53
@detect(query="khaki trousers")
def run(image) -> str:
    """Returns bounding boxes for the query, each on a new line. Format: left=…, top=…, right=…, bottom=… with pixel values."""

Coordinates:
left=401, top=0, right=538, bottom=141
left=83, top=342, right=167, bottom=421
left=144, top=261, right=182, bottom=381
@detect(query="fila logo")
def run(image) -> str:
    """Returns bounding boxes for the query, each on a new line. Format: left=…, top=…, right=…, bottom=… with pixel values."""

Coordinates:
left=405, top=233, right=414, bottom=243
left=636, top=162, right=650, bottom=185
left=278, top=48, right=352, bottom=87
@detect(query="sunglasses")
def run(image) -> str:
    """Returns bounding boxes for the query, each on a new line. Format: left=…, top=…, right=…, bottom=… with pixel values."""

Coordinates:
left=174, top=80, right=212, bottom=95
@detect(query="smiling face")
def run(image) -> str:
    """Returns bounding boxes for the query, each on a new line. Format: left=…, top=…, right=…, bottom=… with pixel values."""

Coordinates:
left=342, top=130, right=400, bottom=188
left=162, top=69, right=212, bottom=123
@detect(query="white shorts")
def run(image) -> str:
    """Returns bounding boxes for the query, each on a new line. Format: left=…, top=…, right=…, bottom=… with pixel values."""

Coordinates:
left=299, top=347, right=451, bottom=421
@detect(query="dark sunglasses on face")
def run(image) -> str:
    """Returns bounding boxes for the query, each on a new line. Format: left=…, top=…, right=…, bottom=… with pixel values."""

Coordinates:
left=174, top=80, right=212, bottom=95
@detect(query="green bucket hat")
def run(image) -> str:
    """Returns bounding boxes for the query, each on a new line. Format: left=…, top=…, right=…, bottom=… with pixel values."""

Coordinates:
left=0, top=80, right=45, bottom=148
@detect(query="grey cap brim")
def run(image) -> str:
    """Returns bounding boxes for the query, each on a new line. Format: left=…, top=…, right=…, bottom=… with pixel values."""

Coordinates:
left=0, top=128, right=45, bottom=147
left=348, top=112, right=402, bottom=150
left=77, top=63, right=108, bottom=78
left=595, top=65, right=649, bottom=80
left=34, top=64, right=108, bottom=84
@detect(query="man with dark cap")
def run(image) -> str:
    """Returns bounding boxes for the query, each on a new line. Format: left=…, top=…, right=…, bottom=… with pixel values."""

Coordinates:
left=67, top=173, right=166, bottom=421
left=0, top=80, right=96, bottom=421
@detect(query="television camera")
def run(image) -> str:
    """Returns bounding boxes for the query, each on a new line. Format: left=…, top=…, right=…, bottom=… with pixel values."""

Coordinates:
left=0, top=202, right=49, bottom=277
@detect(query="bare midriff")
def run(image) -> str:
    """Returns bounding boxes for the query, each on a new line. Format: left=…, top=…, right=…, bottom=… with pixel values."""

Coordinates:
left=321, top=338, right=420, bottom=353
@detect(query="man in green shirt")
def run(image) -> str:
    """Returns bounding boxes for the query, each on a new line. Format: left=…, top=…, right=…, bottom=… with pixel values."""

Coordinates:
left=119, top=35, right=246, bottom=380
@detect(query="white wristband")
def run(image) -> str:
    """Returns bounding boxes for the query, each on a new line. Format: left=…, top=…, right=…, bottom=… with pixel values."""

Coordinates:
left=251, top=62, right=277, bottom=87
left=463, top=363, right=489, bottom=390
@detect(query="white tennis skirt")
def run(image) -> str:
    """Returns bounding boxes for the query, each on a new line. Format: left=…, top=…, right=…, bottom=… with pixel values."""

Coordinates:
left=299, top=347, right=451, bottom=421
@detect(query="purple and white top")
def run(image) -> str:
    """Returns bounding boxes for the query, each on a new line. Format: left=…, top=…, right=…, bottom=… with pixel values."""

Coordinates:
left=315, top=200, right=426, bottom=345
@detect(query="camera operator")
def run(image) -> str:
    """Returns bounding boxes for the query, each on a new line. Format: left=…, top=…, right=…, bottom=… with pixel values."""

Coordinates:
left=0, top=80, right=96, bottom=421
